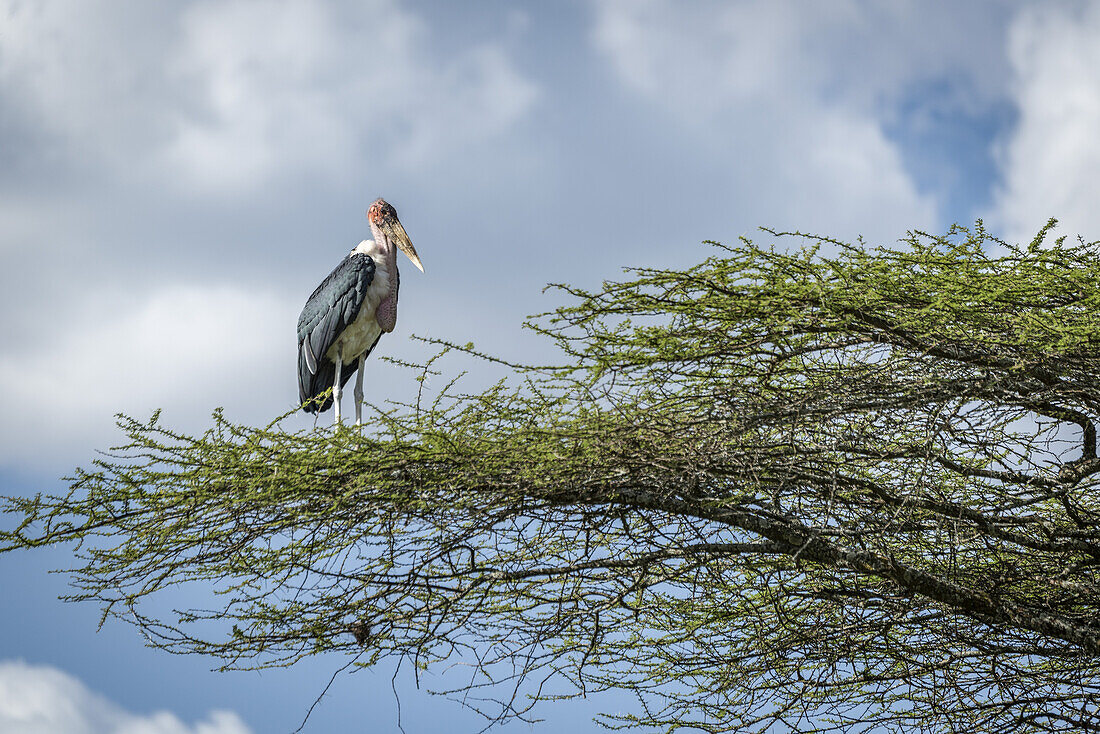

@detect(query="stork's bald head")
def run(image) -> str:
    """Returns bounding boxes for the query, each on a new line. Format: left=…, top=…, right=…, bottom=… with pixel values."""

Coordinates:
left=367, top=198, right=423, bottom=272
left=368, top=198, right=398, bottom=226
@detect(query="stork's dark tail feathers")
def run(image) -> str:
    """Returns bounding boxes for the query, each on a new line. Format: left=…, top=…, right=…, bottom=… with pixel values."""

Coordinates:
left=298, top=343, right=334, bottom=413
left=298, top=347, right=367, bottom=414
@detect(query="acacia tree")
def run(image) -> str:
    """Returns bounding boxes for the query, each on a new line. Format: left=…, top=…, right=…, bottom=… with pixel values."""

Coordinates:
left=5, top=222, right=1100, bottom=732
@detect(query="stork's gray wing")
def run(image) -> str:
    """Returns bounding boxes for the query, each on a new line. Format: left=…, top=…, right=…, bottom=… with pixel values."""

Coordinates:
left=297, top=253, right=375, bottom=412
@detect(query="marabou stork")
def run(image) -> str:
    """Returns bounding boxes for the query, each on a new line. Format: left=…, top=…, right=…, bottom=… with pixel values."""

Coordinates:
left=297, top=198, right=423, bottom=425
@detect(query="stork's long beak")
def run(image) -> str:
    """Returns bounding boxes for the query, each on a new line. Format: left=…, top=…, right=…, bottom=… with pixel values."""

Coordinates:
left=387, top=220, right=423, bottom=272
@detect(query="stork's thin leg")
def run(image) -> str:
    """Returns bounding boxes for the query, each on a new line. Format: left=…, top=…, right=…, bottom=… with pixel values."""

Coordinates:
left=333, top=354, right=343, bottom=425
left=354, top=354, right=366, bottom=427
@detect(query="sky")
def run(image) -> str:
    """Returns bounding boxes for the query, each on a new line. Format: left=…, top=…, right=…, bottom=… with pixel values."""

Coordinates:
left=2, top=1, right=1100, bottom=731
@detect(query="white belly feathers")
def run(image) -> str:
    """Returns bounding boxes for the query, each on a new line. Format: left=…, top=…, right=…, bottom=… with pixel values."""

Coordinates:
left=324, top=240, right=393, bottom=364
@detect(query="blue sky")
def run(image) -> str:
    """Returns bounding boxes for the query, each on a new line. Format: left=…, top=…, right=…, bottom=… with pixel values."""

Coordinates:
left=3, top=1, right=1100, bottom=732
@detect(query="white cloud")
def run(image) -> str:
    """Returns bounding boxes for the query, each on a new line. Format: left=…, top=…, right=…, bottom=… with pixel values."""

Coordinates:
left=162, top=0, right=380, bottom=192
left=781, top=109, right=934, bottom=240
left=0, top=660, right=251, bottom=734
left=988, top=4, right=1100, bottom=246
left=0, top=283, right=296, bottom=469
left=589, top=0, right=1017, bottom=243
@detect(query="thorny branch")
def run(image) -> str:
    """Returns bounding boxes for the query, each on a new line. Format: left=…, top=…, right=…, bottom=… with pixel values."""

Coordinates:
left=6, top=222, right=1100, bottom=732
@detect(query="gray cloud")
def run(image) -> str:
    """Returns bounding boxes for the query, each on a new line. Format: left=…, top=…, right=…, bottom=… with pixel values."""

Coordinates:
left=0, top=0, right=542, bottom=470
left=0, top=0, right=1057, bottom=475
left=0, top=660, right=251, bottom=734
left=0, top=0, right=537, bottom=194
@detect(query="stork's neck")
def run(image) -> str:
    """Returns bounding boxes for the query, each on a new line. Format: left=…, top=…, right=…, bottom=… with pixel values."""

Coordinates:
left=368, top=221, right=398, bottom=270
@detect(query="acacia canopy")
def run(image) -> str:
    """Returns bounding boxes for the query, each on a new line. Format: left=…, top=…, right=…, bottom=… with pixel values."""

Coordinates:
left=6, top=222, right=1100, bottom=732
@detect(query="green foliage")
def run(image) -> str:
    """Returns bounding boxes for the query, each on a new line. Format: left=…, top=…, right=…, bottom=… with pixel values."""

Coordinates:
left=6, top=222, right=1100, bottom=733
